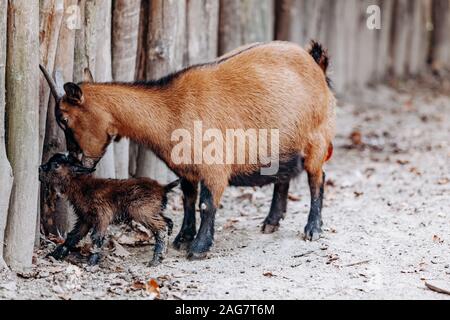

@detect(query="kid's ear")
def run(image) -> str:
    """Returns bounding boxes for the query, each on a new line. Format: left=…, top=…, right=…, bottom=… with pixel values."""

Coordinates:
left=72, top=165, right=96, bottom=175
left=83, top=68, right=94, bottom=83
left=63, top=83, right=84, bottom=105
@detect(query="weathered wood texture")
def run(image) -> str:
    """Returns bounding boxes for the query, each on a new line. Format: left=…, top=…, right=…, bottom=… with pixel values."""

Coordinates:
left=0, top=0, right=13, bottom=270
left=431, top=0, right=450, bottom=70
left=112, top=0, right=141, bottom=179
left=94, top=0, right=116, bottom=179
left=219, top=0, right=274, bottom=55
left=136, top=0, right=186, bottom=183
left=4, top=0, right=40, bottom=272
left=186, top=0, right=219, bottom=64
left=275, top=0, right=440, bottom=91
left=41, top=0, right=78, bottom=236
left=39, top=0, right=64, bottom=158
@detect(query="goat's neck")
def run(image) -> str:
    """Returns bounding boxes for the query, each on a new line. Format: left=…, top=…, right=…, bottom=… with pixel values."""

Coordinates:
left=84, top=84, right=175, bottom=160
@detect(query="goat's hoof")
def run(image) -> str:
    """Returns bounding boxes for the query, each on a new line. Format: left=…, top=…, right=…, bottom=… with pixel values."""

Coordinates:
left=304, top=224, right=322, bottom=241
left=173, top=234, right=194, bottom=251
left=187, top=251, right=208, bottom=261
left=148, top=259, right=162, bottom=267
left=173, top=239, right=192, bottom=251
left=47, top=246, right=69, bottom=261
left=87, top=254, right=100, bottom=266
left=262, top=223, right=279, bottom=234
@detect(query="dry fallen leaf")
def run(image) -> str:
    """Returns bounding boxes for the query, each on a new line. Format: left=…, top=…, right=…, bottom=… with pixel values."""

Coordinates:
left=146, top=278, right=160, bottom=299
left=288, top=193, right=301, bottom=202
left=325, top=179, right=336, bottom=187
left=237, top=193, right=253, bottom=202
left=437, top=178, right=449, bottom=185
left=403, top=100, right=413, bottom=111
left=396, top=159, right=410, bottom=165
left=409, top=167, right=422, bottom=176
left=80, top=243, right=92, bottom=257
left=131, top=281, right=146, bottom=291
left=48, top=234, right=65, bottom=245
left=354, top=191, right=364, bottom=198
left=432, top=235, right=444, bottom=244
left=116, top=232, right=151, bottom=246
left=263, top=272, right=275, bottom=278
left=223, top=218, right=240, bottom=230
left=111, top=240, right=130, bottom=258
left=350, top=130, right=363, bottom=147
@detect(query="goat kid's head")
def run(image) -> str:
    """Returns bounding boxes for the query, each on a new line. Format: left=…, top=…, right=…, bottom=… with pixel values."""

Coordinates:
left=40, top=66, right=118, bottom=169
left=39, top=153, right=96, bottom=188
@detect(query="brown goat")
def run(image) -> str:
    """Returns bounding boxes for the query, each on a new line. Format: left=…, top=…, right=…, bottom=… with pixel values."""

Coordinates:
left=39, top=153, right=179, bottom=266
left=41, top=40, right=336, bottom=260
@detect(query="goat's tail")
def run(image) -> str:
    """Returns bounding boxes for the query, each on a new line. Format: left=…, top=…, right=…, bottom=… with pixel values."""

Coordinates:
left=308, top=40, right=329, bottom=73
left=164, top=179, right=180, bottom=193
left=307, top=40, right=332, bottom=88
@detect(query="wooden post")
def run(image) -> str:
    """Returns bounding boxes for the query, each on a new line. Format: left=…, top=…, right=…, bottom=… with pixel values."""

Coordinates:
left=275, top=0, right=306, bottom=45
left=186, top=0, right=219, bottom=64
left=112, top=0, right=141, bottom=179
left=136, top=0, right=186, bottom=183
left=390, top=0, right=414, bottom=77
left=219, top=0, right=274, bottom=55
left=41, top=0, right=78, bottom=236
left=408, top=0, right=432, bottom=76
left=0, top=0, right=13, bottom=270
left=94, top=0, right=116, bottom=179
left=38, top=0, right=64, bottom=158
left=4, top=0, right=40, bottom=272
left=431, top=0, right=450, bottom=71
left=374, top=0, right=395, bottom=81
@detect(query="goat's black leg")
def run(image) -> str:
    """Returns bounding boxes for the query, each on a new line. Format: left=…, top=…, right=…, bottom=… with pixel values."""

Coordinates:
left=149, top=222, right=171, bottom=267
left=304, top=171, right=325, bottom=241
left=188, top=183, right=216, bottom=260
left=262, top=181, right=290, bottom=234
left=87, top=226, right=107, bottom=266
left=173, top=179, right=198, bottom=250
left=48, top=220, right=90, bottom=260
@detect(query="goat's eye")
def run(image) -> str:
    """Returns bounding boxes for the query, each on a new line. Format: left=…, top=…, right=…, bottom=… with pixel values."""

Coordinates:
left=62, top=117, right=68, bottom=125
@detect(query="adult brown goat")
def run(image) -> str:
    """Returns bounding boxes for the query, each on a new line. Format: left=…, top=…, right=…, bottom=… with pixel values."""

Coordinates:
left=41, top=41, right=336, bottom=260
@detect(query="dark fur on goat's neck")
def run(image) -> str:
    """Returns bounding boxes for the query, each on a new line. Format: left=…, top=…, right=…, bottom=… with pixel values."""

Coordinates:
left=88, top=43, right=266, bottom=90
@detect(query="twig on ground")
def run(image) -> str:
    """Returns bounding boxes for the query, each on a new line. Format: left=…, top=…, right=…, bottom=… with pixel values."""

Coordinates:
left=425, top=282, right=450, bottom=295
left=344, top=260, right=372, bottom=267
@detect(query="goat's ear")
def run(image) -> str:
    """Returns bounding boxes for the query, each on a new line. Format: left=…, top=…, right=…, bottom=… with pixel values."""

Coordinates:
left=72, top=165, right=96, bottom=175
left=63, top=83, right=84, bottom=105
left=83, top=68, right=94, bottom=83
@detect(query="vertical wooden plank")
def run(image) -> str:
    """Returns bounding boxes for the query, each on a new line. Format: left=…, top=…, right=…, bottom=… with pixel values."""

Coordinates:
left=4, top=0, right=40, bottom=272
left=408, top=0, right=431, bottom=75
left=431, top=0, right=450, bottom=71
left=0, top=0, right=13, bottom=269
left=186, top=0, right=219, bottom=65
left=219, top=0, right=274, bottom=55
left=94, top=0, right=116, bottom=179
left=41, top=0, right=78, bottom=236
left=112, top=0, right=141, bottom=179
left=275, top=0, right=306, bottom=45
left=39, top=0, right=64, bottom=158
left=136, top=0, right=186, bottom=183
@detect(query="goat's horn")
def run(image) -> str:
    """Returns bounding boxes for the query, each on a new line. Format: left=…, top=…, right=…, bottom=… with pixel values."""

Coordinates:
left=39, top=64, right=63, bottom=101
left=53, top=69, right=65, bottom=98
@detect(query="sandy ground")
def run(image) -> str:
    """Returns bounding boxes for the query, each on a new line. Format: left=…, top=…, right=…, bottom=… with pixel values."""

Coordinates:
left=1, top=81, right=449, bottom=300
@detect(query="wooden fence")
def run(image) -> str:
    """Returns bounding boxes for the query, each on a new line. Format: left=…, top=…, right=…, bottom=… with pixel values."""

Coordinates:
left=0, top=0, right=449, bottom=272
